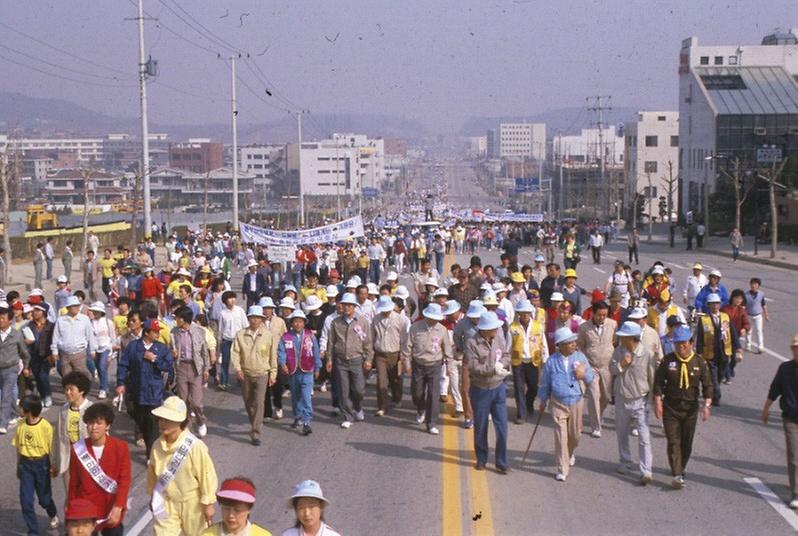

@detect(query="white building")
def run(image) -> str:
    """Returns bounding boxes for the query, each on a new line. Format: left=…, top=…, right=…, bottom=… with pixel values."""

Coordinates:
left=240, top=144, right=286, bottom=196
left=468, top=136, right=487, bottom=158
left=8, top=136, right=104, bottom=164
left=499, top=123, right=546, bottom=160
left=553, top=127, right=624, bottom=167
left=678, top=29, right=798, bottom=218
left=149, top=166, right=254, bottom=208
left=624, top=111, right=680, bottom=217
left=287, top=133, right=385, bottom=198
left=46, top=168, right=130, bottom=205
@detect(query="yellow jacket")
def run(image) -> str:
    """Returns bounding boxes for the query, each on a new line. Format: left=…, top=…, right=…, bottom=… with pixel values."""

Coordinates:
left=647, top=304, right=681, bottom=334
left=201, top=522, right=272, bottom=536
left=231, top=325, right=278, bottom=377
left=700, top=312, right=733, bottom=361
left=146, top=429, right=218, bottom=506
left=508, top=319, right=546, bottom=367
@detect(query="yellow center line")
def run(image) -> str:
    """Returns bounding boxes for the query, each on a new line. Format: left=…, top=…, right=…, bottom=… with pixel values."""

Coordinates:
left=465, top=428, right=495, bottom=536
left=441, top=403, right=463, bottom=535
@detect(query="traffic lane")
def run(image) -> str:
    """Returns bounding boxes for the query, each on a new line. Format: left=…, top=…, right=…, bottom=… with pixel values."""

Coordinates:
left=452, top=248, right=798, bottom=532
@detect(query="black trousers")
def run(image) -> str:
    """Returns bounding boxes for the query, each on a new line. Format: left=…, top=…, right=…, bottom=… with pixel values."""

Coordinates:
left=592, top=246, right=601, bottom=264
left=663, top=400, right=699, bottom=476
left=511, top=362, right=538, bottom=421
left=132, top=402, right=159, bottom=458
left=628, top=246, right=639, bottom=265
left=264, top=368, right=286, bottom=417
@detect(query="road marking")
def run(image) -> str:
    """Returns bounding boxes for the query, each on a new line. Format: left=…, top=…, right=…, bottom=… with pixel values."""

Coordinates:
left=592, top=267, right=607, bottom=274
left=441, top=405, right=463, bottom=536
left=669, top=262, right=686, bottom=269
left=744, top=477, right=798, bottom=531
left=465, top=428, right=495, bottom=536
left=763, top=348, right=789, bottom=362
left=125, top=511, right=152, bottom=536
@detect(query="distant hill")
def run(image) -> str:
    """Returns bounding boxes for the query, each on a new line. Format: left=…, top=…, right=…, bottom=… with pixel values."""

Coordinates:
left=0, top=92, right=427, bottom=142
left=458, top=106, right=640, bottom=137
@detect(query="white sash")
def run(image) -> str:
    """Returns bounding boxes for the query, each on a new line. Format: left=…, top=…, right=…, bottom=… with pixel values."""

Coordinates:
left=150, top=432, right=198, bottom=521
left=73, top=440, right=118, bottom=494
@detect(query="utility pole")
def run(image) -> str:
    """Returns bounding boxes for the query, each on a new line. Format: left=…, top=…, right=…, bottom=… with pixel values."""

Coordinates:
left=646, top=173, right=653, bottom=242
left=703, top=154, right=712, bottom=246
left=80, top=165, right=93, bottom=254
left=293, top=110, right=308, bottom=227
left=130, top=165, right=141, bottom=248
left=587, top=96, right=612, bottom=218
left=557, top=134, right=564, bottom=219
left=135, top=0, right=153, bottom=240
left=0, top=154, right=11, bottom=284
left=203, top=170, right=210, bottom=234
left=335, top=134, right=341, bottom=220
left=664, top=160, right=678, bottom=223
left=229, top=55, right=240, bottom=231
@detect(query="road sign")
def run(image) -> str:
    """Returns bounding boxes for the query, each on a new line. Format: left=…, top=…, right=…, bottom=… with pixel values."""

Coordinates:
left=362, top=187, right=378, bottom=199
left=757, top=145, right=783, bottom=164
left=515, top=177, right=540, bottom=193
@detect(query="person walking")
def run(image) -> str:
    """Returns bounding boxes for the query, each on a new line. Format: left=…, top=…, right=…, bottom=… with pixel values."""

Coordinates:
left=577, top=301, right=617, bottom=438
left=696, top=222, right=706, bottom=248
left=83, top=250, right=98, bottom=302
left=627, top=228, right=640, bottom=265
left=50, top=296, right=93, bottom=377
left=762, top=334, right=798, bottom=508
left=115, top=319, right=173, bottom=457
left=403, top=303, right=454, bottom=435
left=45, top=237, right=55, bottom=281
left=201, top=477, right=273, bottom=536
left=217, top=291, right=248, bottom=391
left=537, top=327, right=595, bottom=481
left=325, top=293, right=373, bottom=429
left=278, top=310, right=321, bottom=435
left=589, top=229, right=604, bottom=264
left=170, top=306, right=211, bottom=438
left=465, top=311, right=511, bottom=473
left=371, top=295, right=406, bottom=416
left=508, top=299, right=548, bottom=424
left=87, top=302, right=116, bottom=400
left=67, top=403, right=131, bottom=536
left=33, top=242, right=46, bottom=289
left=453, top=301, right=485, bottom=429
left=745, top=277, right=769, bottom=354
left=62, top=240, right=74, bottom=283
left=147, top=396, right=218, bottom=536
left=231, top=306, right=277, bottom=446
left=610, top=322, right=656, bottom=485
left=696, top=293, right=740, bottom=405
left=654, top=325, right=713, bottom=489
left=281, top=480, right=341, bottom=536
left=729, top=227, right=743, bottom=262
left=51, top=372, right=92, bottom=496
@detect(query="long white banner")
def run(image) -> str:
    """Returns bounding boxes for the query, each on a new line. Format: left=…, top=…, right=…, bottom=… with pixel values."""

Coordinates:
left=239, top=216, right=365, bottom=246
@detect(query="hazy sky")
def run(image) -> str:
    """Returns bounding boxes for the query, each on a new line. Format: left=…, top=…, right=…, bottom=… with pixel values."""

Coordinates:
left=1, top=0, right=793, bottom=134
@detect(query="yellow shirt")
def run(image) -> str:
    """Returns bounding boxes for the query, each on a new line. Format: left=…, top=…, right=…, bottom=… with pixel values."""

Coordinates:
left=146, top=429, right=218, bottom=505
left=203, top=325, right=216, bottom=353
left=113, top=314, right=129, bottom=338
left=67, top=407, right=81, bottom=444
left=357, top=255, right=369, bottom=269
left=299, top=286, right=327, bottom=303
left=98, top=258, right=116, bottom=279
left=13, top=418, right=53, bottom=458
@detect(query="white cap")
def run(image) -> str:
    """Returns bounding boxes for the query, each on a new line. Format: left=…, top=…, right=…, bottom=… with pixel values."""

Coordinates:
left=627, top=308, right=648, bottom=320
left=367, top=283, right=380, bottom=295
left=279, top=297, right=296, bottom=310
left=432, top=288, right=448, bottom=298
left=551, top=292, right=564, bottom=302
left=303, top=295, right=323, bottom=312
left=325, top=284, right=339, bottom=298
left=386, top=271, right=399, bottom=281
left=710, top=269, right=722, bottom=278
left=394, top=286, right=410, bottom=300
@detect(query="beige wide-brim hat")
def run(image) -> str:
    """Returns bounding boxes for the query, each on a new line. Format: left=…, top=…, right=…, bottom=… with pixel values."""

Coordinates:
left=152, top=396, right=188, bottom=423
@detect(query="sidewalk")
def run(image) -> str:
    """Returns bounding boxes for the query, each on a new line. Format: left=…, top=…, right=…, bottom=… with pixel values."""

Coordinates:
left=623, top=230, right=798, bottom=271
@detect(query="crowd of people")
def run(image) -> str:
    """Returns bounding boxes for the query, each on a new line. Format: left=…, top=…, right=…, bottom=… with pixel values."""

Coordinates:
left=3, top=215, right=797, bottom=534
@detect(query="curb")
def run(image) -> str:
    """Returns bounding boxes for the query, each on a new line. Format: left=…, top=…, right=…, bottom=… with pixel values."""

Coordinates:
left=704, top=249, right=797, bottom=271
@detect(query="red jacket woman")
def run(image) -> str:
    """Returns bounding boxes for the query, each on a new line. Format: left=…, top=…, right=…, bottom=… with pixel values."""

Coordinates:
left=722, top=289, right=751, bottom=339
left=68, top=404, right=131, bottom=533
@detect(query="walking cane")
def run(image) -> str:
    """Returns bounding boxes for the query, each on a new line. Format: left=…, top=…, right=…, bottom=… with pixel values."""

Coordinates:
left=522, top=409, right=545, bottom=463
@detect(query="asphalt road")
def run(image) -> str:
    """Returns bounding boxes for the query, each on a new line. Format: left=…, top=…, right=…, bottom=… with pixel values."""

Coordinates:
left=0, top=161, right=796, bottom=535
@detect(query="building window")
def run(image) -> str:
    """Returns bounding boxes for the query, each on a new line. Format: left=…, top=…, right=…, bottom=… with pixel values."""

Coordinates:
left=670, top=135, right=679, bottom=147
left=714, top=56, right=723, bottom=65
left=699, top=56, right=709, bottom=65
left=644, top=161, right=658, bottom=173
left=657, top=115, right=666, bottom=121
left=645, top=136, right=658, bottom=147
left=728, top=56, right=738, bottom=65
left=700, top=74, right=746, bottom=90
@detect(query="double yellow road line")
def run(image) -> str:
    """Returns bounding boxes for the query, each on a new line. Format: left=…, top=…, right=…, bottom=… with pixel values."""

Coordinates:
left=441, top=403, right=495, bottom=536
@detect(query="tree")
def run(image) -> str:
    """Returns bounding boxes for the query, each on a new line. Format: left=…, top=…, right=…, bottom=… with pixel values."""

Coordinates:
left=717, top=157, right=751, bottom=232
left=758, top=157, right=789, bottom=259
left=0, top=154, right=12, bottom=284
left=661, top=160, right=678, bottom=223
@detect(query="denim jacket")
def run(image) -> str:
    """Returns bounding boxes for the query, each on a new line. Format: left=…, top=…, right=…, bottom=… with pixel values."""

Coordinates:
left=538, top=350, right=594, bottom=406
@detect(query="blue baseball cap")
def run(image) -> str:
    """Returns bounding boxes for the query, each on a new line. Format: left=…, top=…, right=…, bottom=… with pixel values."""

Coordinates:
left=672, top=326, right=693, bottom=343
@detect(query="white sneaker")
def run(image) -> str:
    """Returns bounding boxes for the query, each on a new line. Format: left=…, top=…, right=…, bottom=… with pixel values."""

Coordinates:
left=428, top=427, right=440, bottom=435
left=49, top=516, right=59, bottom=529
left=555, top=473, right=567, bottom=482
left=591, top=428, right=602, bottom=438
left=375, top=410, right=385, bottom=417
left=275, top=409, right=283, bottom=419
left=198, top=424, right=207, bottom=438
left=0, top=427, right=6, bottom=434
left=355, top=410, right=365, bottom=422
left=340, top=421, right=352, bottom=429
left=8, top=417, right=19, bottom=427
left=671, top=475, right=685, bottom=489
left=98, top=390, right=107, bottom=400
left=569, top=455, right=576, bottom=467
left=631, top=428, right=639, bottom=437
left=640, top=473, right=653, bottom=486
left=43, top=396, right=53, bottom=408
left=416, top=411, right=426, bottom=424
left=320, top=382, right=328, bottom=393
left=790, top=498, right=798, bottom=509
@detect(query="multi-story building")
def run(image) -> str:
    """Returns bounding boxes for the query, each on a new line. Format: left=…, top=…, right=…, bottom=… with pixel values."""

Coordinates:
left=383, top=138, right=407, bottom=156
left=678, top=29, right=798, bottom=219
left=46, top=169, right=130, bottom=205
left=103, top=133, right=170, bottom=172
left=149, top=166, right=254, bottom=208
left=499, top=123, right=546, bottom=160
left=286, top=133, right=385, bottom=198
left=240, top=145, right=287, bottom=203
left=486, top=129, right=498, bottom=159
left=468, top=136, right=487, bottom=158
left=624, top=112, right=680, bottom=219
left=169, top=139, right=224, bottom=174
left=7, top=136, right=104, bottom=164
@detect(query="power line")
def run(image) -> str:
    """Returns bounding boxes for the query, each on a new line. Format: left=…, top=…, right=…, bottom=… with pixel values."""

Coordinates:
left=244, top=57, right=301, bottom=110
left=0, top=21, right=132, bottom=77
left=0, top=42, right=132, bottom=82
left=126, top=0, right=220, bottom=56
left=155, top=0, right=237, bottom=55
left=166, top=0, right=241, bottom=53
left=0, top=50, right=136, bottom=88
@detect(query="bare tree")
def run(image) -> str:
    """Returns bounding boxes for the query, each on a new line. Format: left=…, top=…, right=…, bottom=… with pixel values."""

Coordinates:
left=662, top=160, right=678, bottom=223
left=130, top=165, right=142, bottom=248
left=0, top=155, right=12, bottom=284
left=758, top=158, right=789, bottom=259
left=716, top=157, right=751, bottom=232
left=80, top=162, right=94, bottom=255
